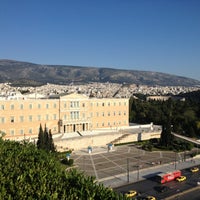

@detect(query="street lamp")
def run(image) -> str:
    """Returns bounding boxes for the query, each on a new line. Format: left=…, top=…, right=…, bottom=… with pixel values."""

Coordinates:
left=174, top=151, right=177, bottom=170
left=127, top=158, right=129, bottom=183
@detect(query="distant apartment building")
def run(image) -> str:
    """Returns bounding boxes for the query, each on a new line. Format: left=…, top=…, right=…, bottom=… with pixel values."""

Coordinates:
left=146, top=95, right=185, bottom=101
left=0, top=93, right=129, bottom=140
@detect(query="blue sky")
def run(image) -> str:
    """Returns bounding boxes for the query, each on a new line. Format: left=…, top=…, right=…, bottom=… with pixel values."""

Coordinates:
left=0, top=0, right=200, bottom=80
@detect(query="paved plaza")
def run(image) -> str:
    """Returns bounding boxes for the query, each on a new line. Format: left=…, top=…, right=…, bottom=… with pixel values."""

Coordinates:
left=70, top=144, right=200, bottom=188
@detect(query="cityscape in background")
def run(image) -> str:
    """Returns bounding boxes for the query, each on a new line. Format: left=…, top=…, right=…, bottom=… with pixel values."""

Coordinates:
left=1, top=82, right=199, bottom=100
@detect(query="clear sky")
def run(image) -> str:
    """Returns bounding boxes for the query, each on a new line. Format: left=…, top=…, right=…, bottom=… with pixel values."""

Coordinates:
left=0, top=0, right=200, bottom=80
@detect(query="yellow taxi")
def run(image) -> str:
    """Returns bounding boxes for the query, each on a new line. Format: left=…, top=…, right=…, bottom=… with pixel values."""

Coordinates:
left=137, top=196, right=156, bottom=200
left=146, top=196, right=156, bottom=200
left=176, top=175, right=186, bottom=182
left=190, top=167, right=199, bottom=173
left=125, top=190, right=137, bottom=198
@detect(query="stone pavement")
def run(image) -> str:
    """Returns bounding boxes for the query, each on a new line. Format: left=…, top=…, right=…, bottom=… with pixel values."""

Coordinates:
left=71, top=145, right=200, bottom=188
left=100, top=155, right=200, bottom=188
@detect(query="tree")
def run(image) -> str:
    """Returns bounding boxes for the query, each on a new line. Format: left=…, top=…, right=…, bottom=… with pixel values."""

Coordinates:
left=37, top=124, right=45, bottom=150
left=37, top=124, right=56, bottom=152
left=0, top=138, right=123, bottom=199
left=160, top=117, right=174, bottom=148
left=48, top=129, right=56, bottom=152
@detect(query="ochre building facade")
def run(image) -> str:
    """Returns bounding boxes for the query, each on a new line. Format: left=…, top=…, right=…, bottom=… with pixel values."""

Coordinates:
left=0, top=93, right=129, bottom=140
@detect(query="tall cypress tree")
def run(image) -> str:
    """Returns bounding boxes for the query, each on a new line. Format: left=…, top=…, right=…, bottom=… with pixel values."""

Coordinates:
left=48, top=129, right=55, bottom=152
left=37, top=125, right=56, bottom=152
left=37, top=124, right=44, bottom=149
left=44, top=124, right=49, bottom=151
left=160, top=117, right=174, bottom=147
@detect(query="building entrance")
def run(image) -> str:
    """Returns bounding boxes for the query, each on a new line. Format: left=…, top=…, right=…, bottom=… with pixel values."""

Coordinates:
left=63, top=123, right=89, bottom=133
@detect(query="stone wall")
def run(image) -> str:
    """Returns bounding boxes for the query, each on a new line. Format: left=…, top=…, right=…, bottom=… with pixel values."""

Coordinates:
left=54, top=130, right=161, bottom=152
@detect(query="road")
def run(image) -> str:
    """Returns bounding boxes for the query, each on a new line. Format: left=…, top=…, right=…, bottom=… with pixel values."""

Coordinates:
left=114, top=167, right=200, bottom=200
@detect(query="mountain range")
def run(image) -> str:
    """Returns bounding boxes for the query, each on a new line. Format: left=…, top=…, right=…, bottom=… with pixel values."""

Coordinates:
left=0, top=59, right=199, bottom=87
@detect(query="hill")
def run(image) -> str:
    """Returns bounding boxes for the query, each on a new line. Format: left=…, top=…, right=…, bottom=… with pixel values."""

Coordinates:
left=0, top=59, right=199, bottom=87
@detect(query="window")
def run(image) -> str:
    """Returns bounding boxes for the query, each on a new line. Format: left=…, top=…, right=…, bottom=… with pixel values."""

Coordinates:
left=124, top=102, right=126, bottom=106
left=119, top=102, right=121, bottom=106
left=53, top=114, right=57, bottom=120
left=46, top=104, right=49, bottom=109
left=113, top=111, right=116, bottom=116
left=70, top=101, right=79, bottom=108
left=124, top=111, right=126, bottom=115
left=0, top=117, right=5, bottom=123
left=64, top=103, right=67, bottom=108
left=76, top=101, right=79, bottom=107
left=29, top=104, right=33, bottom=109
left=108, top=102, right=110, bottom=106
left=38, top=104, right=41, bottom=109
left=102, top=103, right=104, bottom=106
left=82, top=103, right=85, bottom=107
left=53, top=103, right=57, bottom=108
left=1, top=105, right=5, bottom=110
left=10, top=104, right=14, bottom=110
left=10, top=116, right=14, bottom=123
left=37, top=115, right=41, bottom=121
left=70, top=111, right=79, bottom=119
left=29, top=115, right=32, bottom=122
left=114, top=102, right=116, bottom=106
left=102, top=112, right=104, bottom=116
left=29, top=129, right=32, bottom=134
left=70, top=112, right=73, bottom=119
left=96, top=112, right=99, bottom=117
left=119, top=111, right=121, bottom=116
left=46, top=115, right=49, bottom=120
left=10, top=130, right=15, bottom=135
left=20, top=129, right=24, bottom=135
left=76, top=112, right=79, bottom=119
left=64, top=114, right=67, bottom=120
left=108, top=112, right=110, bottom=116
left=20, top=116, right=24, bottom=122
left=20, top=104, right=24, bottom=109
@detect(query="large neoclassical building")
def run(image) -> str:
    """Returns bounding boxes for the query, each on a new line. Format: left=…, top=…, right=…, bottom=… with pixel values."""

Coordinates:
left=0, top=93, right=129, bottom=140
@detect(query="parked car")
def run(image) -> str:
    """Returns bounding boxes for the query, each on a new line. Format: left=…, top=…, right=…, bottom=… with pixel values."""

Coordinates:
left=125, top=190, right=137, bottom=198
left=176, top=176, right=186, bottom=182
left=190, top=167, right=199, bottom=173
left=136, top=195, right=156, bottom=200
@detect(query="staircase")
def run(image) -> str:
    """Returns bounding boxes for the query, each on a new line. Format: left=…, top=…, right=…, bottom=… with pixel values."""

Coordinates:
left=110, top=133, right=130, bottom=145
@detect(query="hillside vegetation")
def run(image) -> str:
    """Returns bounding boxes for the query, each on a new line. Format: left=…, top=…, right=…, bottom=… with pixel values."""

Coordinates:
left=130, top=91, right=200, bottom=139
left=0, top=59, right=199, bottom=87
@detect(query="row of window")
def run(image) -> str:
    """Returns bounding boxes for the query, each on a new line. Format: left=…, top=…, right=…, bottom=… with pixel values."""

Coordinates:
left=0, top=103, right=57, bottom=110
left=0, top=110, right=127, bottom=124
left=0, top=101, right=127, bottom=110
left=96, top=121, right=127, bottom=127
left=2, top=126, right=57, bottom=136
left=93, top=111, right=127, bottom=117
left=0, top=114, right=58, bottom=123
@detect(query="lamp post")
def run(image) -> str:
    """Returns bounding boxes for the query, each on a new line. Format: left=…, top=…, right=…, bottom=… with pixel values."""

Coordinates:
left=174, top=151, right=177, bottom=170
left=127, top=158, right=129, bottom=183
left=136, top=156, right=140, bottom=181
